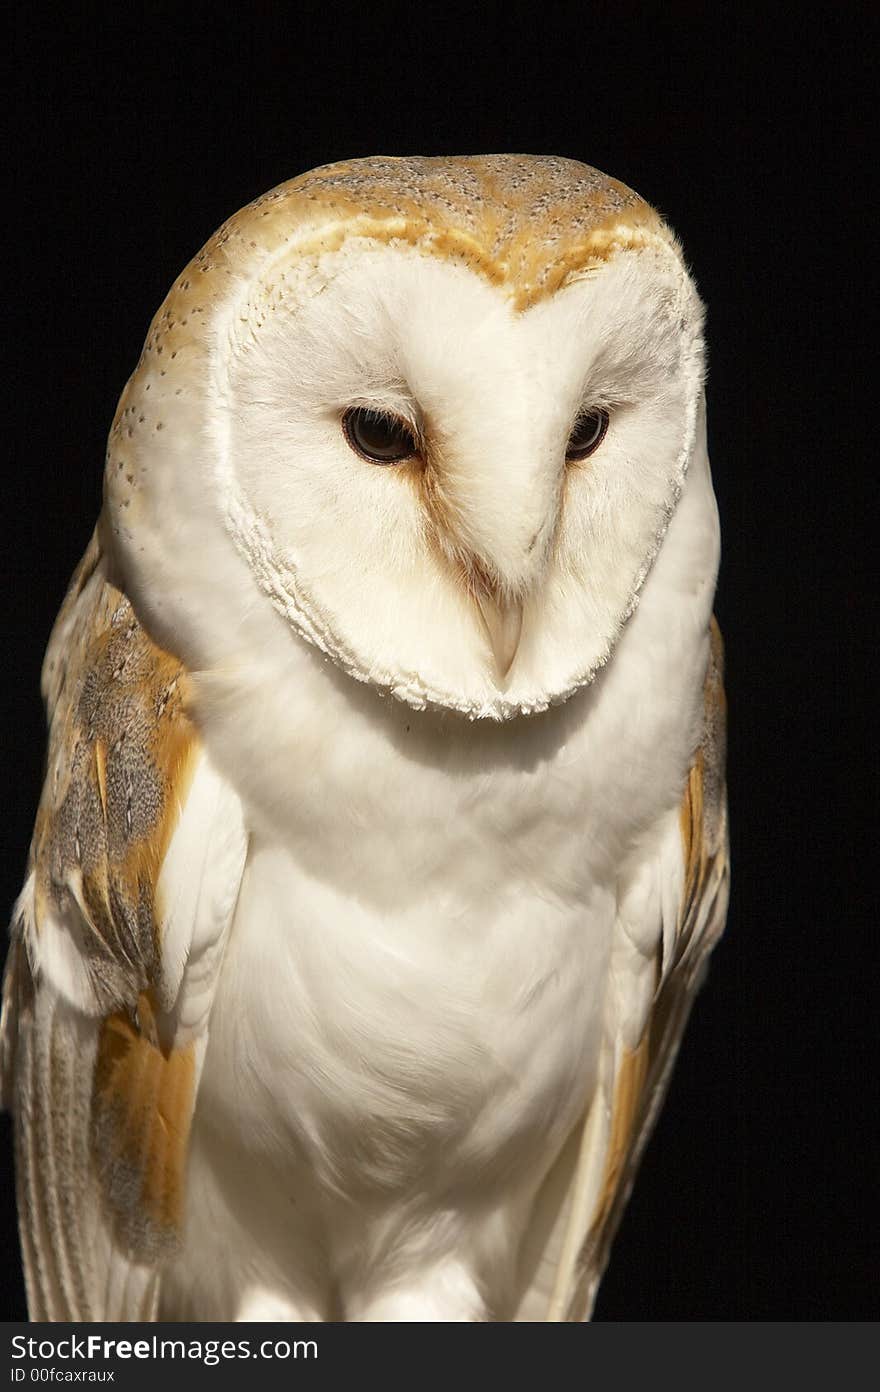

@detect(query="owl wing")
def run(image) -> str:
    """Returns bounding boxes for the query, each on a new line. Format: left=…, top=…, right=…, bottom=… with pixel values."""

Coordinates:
left=0, top=529, right=248, bottom=1321
left=513, top=619, right=729, bottom=1321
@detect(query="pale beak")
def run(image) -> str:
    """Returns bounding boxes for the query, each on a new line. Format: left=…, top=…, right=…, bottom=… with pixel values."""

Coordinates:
left=475, top=591, right=524, bottom=681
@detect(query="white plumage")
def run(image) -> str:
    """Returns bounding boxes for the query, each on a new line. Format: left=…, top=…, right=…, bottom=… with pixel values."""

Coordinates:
left=1, top=155, right=728, bottom=1321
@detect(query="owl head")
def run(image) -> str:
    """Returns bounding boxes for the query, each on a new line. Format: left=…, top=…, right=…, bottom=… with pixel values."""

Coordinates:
left=104, top=155, right=707, bottom=720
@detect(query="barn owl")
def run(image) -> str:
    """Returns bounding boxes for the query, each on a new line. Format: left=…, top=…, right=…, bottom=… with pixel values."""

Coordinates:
left=0, top=155, right=728, bottom=1323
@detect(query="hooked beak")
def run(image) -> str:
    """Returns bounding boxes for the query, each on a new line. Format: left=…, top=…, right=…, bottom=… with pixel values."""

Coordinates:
left=475, top=590, right=524, bottom=682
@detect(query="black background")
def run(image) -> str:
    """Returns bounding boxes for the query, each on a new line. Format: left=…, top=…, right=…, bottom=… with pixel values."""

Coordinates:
left=4, top=4, right=874, bottom=1321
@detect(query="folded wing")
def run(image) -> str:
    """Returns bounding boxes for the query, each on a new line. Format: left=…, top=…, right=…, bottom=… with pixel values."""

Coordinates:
left=0, top=530, right=247, bottom=1320
left=514, top=618, right=729, bottom=1321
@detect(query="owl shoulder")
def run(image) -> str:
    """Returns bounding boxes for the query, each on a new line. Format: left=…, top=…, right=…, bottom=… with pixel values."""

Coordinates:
left=31, top=526, right=200, bottom=1016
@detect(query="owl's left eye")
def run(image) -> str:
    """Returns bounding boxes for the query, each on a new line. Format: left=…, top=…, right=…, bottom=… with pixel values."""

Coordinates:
left=566, top=408, right=609, bottom=461
left=342, top=407, right=417, bottom=464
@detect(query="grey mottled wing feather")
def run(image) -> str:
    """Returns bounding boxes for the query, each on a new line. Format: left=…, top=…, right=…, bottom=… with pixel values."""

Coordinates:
left=1, top=527, right=245, bottom=1320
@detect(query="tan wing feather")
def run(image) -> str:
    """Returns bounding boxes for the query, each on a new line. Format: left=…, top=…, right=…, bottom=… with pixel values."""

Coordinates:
left=565, top=617, right=728, bottom=1320
left=514, top=618, right=728, bottom=1321
left=1, top=527, right=226, bottom=1319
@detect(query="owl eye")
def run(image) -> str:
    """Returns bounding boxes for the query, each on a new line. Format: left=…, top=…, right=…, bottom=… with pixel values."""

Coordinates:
left=342, top=407, right=417, bottom=464
left=566, top=408, right=609, bottom=461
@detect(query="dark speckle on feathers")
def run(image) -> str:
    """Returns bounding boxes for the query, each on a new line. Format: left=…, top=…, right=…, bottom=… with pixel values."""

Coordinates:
left=2, top=528, right=202, bottom=1298
left=25, top=531, right=197, bottom=1018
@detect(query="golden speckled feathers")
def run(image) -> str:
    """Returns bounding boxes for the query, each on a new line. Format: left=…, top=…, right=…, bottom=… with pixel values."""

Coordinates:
left=33, top=529, right=199, bottom=1016
left=2, top=530, right=211, bottom=1314
left=92, top=992, right=196, bottom=1257
left=143, top=154, right=664, bottom=335
left=104, top=155, right=676, bottom=547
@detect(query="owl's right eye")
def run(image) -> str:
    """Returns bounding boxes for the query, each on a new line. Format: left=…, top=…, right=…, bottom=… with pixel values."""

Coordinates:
left=342, top=407, right=418, bottom=464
